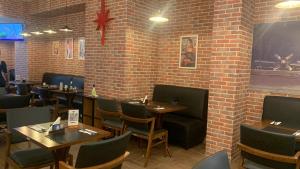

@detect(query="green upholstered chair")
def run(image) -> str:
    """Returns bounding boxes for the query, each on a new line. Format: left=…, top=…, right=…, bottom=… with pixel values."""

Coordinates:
left=97, top=97, right=122, bottom=135
left=238, top=124, right=300, bottom=169
left=4, top=106, right=55, bottom=169
left=59, top=131, right=131, bottom=169
left=192, top=151, right=231, bottom=169
left=121, top=102, right=171, bottom=167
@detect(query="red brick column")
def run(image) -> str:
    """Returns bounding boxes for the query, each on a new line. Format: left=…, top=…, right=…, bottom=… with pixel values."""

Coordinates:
left=205, top=0, right=254, bottom=159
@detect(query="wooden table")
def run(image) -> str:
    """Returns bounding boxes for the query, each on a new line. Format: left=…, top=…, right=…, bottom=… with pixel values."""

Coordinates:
left=83, top=95, right=98, bottom=127
left=50, top=89, right=83, bottom=108
left=248, top=120, right=300, bottom=142
left=14, top=122, right=111, bottom=168
left=145, top=101, right=187, bottom=129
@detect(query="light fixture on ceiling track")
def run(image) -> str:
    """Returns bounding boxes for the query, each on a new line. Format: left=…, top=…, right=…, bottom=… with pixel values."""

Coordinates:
left=59, top=0, right=73, bottom=32
left=44, top=0, right=57, bottom=34
left=275, top=0, right=300, bottom=9
left=149, top=10, right=169, bottom=23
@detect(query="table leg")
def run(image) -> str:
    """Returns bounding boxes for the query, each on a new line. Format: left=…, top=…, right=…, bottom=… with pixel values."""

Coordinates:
left=92, top=99, right=95, bottom=126
left=52, top=147, right=70, bottom=169
left=155, top=114, right=163, bottom=129
left=65, top=93, right=75, bottom=108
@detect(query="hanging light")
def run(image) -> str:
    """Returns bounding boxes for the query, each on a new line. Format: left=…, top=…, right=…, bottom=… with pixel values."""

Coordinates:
left=20, top=32, right=31, bottom=37
left=149, top=10, right=169, bottom=23
left=60, top=0, right=73, bottom=32
left=275, top=0, right=300, bottom=9
left=43, top=0, right=57, bottom=34
left=31, top=31, right=44, bottom=35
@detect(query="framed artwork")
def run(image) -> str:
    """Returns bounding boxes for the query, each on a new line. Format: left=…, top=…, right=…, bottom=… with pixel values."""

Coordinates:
left=251, top=21, right=300, bottom=90
left=65, top=38, right=73, bottom=59
left=78, top=37, right=85, bottom=60
left=52, top=41, right=59, bottom=56
left=179, top=35, right=198, bottom=69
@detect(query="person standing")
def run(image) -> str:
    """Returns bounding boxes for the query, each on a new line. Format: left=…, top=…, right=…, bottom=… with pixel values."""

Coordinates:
left=0, top=59, right=8, bottom=87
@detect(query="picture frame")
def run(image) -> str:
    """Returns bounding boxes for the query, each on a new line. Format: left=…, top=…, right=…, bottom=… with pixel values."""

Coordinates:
left=179, top=35, right=198, bottom=69
left=68, top=109, right=79, bottom=126
left=52, top=41, right=59, bottom=56
left=78, top=37, right=85, bottom=60
left=65, top=38, right=73, bottom=59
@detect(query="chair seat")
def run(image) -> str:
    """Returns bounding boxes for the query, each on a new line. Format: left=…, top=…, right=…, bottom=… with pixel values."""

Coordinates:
left=128, top=127, right=167, bottom=137
left=10, top=148, right=54, bottom=168
left=243, top=159, right=273, bottom=169
left=103, top=119, right=122, bottom=129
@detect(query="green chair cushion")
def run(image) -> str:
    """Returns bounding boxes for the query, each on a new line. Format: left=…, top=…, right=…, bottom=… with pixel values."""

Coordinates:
left=10, top=148, right=54, bottom=168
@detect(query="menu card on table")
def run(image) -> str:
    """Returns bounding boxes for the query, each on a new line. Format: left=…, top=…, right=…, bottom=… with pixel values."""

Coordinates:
left=68, top=110, right=79, bottom=126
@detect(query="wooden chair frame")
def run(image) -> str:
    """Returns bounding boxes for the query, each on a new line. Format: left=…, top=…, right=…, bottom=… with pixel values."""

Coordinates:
left=4, top=130, right=55, bottom=169
left=238, top=143, right=300, bottom=169
left=121, top=114, right=171, bottom=167
left=59, top=151, right=129, bottom=169
left=96, top=107, right=122, bottom=136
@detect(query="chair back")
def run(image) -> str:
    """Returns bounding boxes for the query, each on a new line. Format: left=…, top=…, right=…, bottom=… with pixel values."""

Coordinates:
left=6, top=106, right=52, bottom=144
left=0, top=94, right=31, bottom=109
left=75, top=131, right=131, bottom=169
left=97, top=97, right=120, bottom=121
left=121, top=102, right=153, bottom=132
left=192, top=151, right=230, bottom=169
left=0, top=87, right=6, bottom=95
left=240, top=124, right=296, bottom=169
left=16, top=83, right=29, bottom=95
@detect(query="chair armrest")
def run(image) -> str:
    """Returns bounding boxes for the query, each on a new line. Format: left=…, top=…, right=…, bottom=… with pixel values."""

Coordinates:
left=82, top=151, right=130, bottom=169
left=59, top=161, right=74, bottom=169
left=59, top=152, right=129, bottom=169
left=98, top=108, right=122, bottom=117
left=121, top=115, right=154, bottom=124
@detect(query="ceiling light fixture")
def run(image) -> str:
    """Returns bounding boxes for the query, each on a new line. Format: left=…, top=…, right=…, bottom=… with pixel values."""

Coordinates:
left=31, top=31, right=44, bottom=35
left=60, top=0, right=73, bottom=32
left=149, top=10, right=169, bottom=23
left=275, top=0, right=300, bottom=9
left=44, top=0, right=57, bottom=34
left=20, top=32, right=31, bottom=37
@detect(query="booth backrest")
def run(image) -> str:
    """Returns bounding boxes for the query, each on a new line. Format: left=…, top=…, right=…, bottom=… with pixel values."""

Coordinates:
left=262, top=96, right=300, bottom=128
left=42, top=72, right=84, bottom=89
left=153, top=84, right=208, bottom=120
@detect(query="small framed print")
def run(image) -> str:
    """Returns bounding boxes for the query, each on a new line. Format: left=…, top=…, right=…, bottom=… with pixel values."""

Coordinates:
left=65, top=38, right=73, bottom=59
left=52, top=41, right=59, bottom=56
left=78, top=37, right=85, bottom=60
left=68, top=109, right=79, bottom=126
left=179, top=35, right=198, bottom=69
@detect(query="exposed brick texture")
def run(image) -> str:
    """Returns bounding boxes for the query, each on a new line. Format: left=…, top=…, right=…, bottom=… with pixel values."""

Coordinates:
left=0, top=42, right=15, bottom=70
left=1, top=0, right=298, bottom=159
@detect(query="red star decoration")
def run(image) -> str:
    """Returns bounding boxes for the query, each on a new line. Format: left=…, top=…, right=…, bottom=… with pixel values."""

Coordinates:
left=93, top=0, right=114, bottom=46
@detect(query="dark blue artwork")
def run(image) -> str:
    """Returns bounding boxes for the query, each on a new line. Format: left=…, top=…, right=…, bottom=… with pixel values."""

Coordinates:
left=251, top=21, right=300, bottom=90
left=0, top=23, right=24, bottom=41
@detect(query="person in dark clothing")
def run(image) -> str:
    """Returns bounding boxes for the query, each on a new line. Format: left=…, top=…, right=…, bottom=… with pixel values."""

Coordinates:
left=0, top=60, right=8, bottom=87
left=0, top=49, right=8, bottom=87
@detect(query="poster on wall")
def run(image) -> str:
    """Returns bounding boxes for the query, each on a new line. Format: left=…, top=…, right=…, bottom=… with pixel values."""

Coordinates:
left=78, top=37, right=85, bottom=60
left=65, top=38, right=73, bottom=59
left=52, top=41, right=59, bottom=56
left=251, top=21, right=300, bottom=90
left=179, top=35, right=198, bottom=69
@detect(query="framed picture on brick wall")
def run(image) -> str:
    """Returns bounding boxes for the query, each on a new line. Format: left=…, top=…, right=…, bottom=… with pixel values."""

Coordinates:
left=179, top=35, right=198, bottom=69
left=52, top=41, right=60, bottom=56
left=78, top=37, right=85, bottom=60
left=65, top=38, right=73, bottom=59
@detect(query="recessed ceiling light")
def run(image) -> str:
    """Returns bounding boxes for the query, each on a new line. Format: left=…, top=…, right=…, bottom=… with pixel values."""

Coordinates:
left=275, top=0, right=300, bottom=9
left=30, top=31, right=44, bottom=35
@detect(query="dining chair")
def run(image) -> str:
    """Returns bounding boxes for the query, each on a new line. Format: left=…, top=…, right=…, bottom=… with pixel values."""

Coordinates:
left=192, top=150, right=231, bottom=169
left=121, top=102, right=171, bottom=167
left=4, top=106, right=55, bottom=169
left=97, top=97, right=122, bottom=136
left=59, top=131, right=131, bottom=169
left=0, top=94, right=31, bottom=130
left=0, top=87, right=6, bottom=95
left=238, top=124, right=300, bottom=169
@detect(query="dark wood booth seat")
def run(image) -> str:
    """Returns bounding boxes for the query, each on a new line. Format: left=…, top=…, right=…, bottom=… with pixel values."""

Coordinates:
left=42, top=72, right=84, bottom=114
left=153, top=84, right=209, bottom=149
left=262, top=96, right=300, bottom=128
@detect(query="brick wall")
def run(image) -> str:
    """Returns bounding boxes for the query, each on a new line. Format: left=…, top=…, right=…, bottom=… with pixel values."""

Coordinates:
left=156, top=0, right=213, bottom=89
left=206, top=0, right=254, bottom=158
left=0, top=42, right=15, bottom=70
left=245, top=0, right=300, bottom=125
